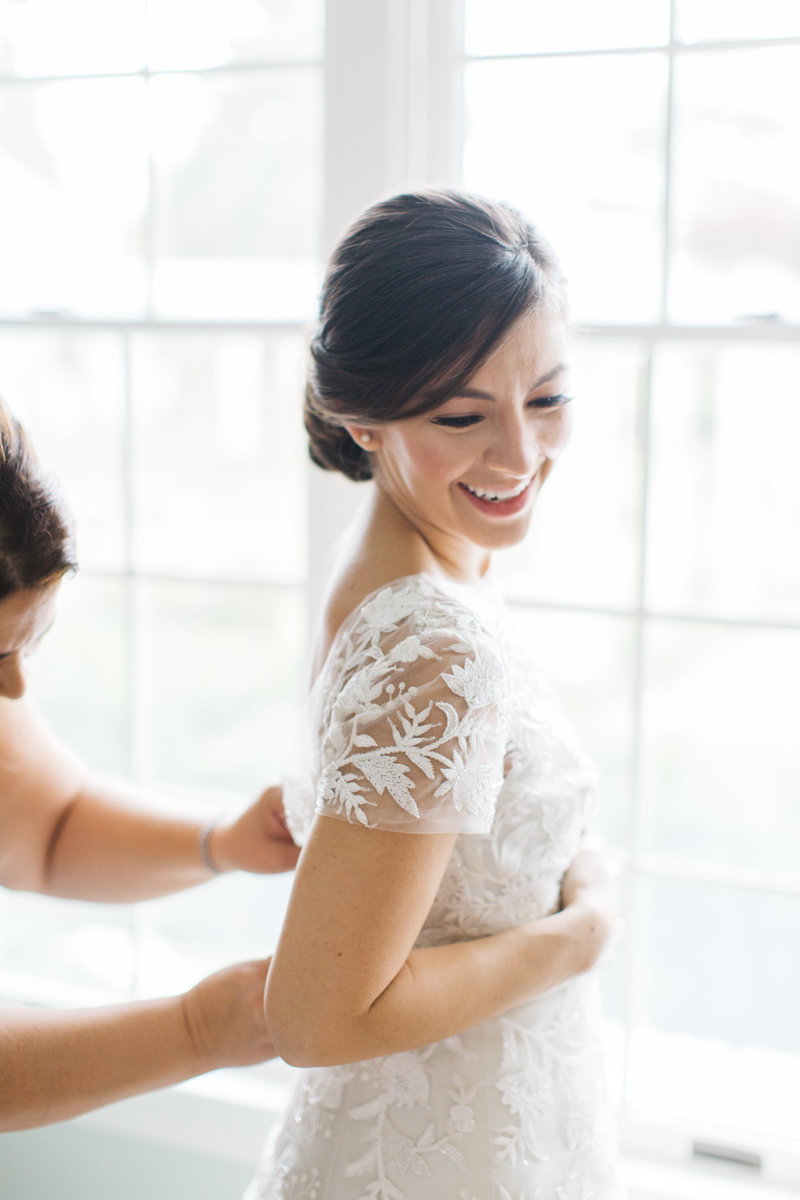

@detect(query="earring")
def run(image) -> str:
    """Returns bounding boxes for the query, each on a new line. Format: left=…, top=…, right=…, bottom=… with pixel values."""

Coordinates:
left=360, top=432, right=373, bottom=447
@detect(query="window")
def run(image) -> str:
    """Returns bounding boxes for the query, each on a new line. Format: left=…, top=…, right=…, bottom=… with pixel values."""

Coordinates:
left=0, top=0, right=322, bottom=1000
left=462, top=0, right=800, bottom=1177
left=1, top=0, right=798, bottom=1186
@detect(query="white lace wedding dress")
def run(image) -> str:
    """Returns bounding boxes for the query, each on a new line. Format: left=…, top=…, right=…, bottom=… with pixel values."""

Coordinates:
left=246, top=574, right=619, bottom=1200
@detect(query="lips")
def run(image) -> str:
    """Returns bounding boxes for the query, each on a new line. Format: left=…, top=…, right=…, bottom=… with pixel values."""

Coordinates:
left=462, top=478, right=530, bottom=502
left=458, top=477, right=534, bottom=517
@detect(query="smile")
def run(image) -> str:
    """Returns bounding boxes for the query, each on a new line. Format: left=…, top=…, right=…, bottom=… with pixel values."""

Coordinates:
left=461, top=478, right=531, bottom=503
left=458, top=477, right=535, bottom=517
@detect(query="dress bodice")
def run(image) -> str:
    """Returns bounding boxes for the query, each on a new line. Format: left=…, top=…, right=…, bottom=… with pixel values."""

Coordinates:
left=255, top=574, right=618, bottom=1200
left=286, top=573, right=598, bottom=945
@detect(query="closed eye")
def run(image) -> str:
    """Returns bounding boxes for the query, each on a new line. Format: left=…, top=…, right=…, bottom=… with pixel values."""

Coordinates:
left=430, top=413, right=482, bottom=428
left=432, top=394, right=573, bottom=427
left=529, top=393, right=573, bottom=410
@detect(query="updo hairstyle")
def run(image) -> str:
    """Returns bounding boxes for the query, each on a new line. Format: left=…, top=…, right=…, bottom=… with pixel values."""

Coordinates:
left=304, top=188, right=566, bottom=482
left=0, top=398, right=77, bottom=600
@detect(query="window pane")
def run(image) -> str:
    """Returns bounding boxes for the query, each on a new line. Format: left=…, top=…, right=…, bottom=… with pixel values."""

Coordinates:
left=675, top=0, right=800, bottom=43
left=0, top=891, right=135, bottom=999
left=496, top=338, right=645, bottom=610
left=647, top=344, right=800, bottom=623
left=642, top=621, right=800, bottom=877
left=466, top=0, right=669, bottom=55
left=0, top=330, right=127, bottom=573
left=27, top=575, right=130, bottom=775
left=628, top=875, right=800, bottom=1140
left=0, top=0, right=144, bottom=76
left=149, top=70, right=322, bottom=320
left=506, top=608, right=636, bottom=847
left=131, top=331, right=307, bottom=583
left=141, top=581, right=306, bottom=794
left=669, top=46, right=800, bottom=323
left=147, top=0, right=323, bottom=69
left=0, top=79, right=148, bottom=318
left=136, top=871, right=293, bottom=995
left=464, top=56, right=666, bottom=322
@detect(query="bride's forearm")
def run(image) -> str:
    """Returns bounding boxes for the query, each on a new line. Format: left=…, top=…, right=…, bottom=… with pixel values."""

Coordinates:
left=271, top=898, right=606, bottom=1068
left=369, top=901, right=604, bottom=1054
left=267, top=815, right=616, bottom=1069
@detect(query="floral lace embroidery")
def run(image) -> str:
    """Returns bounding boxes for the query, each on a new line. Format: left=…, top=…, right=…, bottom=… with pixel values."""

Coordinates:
left=313, top=581, right=507, bottom=834
left=251, top=576, right=617, bottom=1200
left=344, top=1045, right=479, bottom=1199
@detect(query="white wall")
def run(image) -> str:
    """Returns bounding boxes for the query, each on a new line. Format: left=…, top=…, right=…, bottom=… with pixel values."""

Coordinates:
left=0, top=1124, right=251, bottom=1200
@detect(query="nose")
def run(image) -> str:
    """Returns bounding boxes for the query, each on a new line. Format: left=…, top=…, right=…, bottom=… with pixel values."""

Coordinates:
left=484, top=410, right=541, bottom=478
left=0, top=654, right=27, bottom=700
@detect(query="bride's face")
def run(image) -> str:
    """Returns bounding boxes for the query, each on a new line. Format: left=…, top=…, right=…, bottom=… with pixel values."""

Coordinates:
left=351, top=304, right=573, bottom=573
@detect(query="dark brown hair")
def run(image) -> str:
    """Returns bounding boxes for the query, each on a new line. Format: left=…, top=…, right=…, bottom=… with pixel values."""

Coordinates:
left=305, top=188, right=566, bottom=481
left=0, top=398, right=77, bottom=600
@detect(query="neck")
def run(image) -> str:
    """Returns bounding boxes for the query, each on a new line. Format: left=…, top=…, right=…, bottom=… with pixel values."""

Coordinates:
left=367, top=486, right=490, bottom=584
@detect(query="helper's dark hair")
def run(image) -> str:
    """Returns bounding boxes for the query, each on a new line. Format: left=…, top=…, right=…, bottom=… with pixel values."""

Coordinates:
left=0, top=398, right=77, bottom=600
left=304, top=188, right=566, bottom=481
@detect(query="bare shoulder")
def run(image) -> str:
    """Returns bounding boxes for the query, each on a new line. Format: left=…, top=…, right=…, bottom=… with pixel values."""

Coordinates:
left=317, top=560, right=410, bottom=675
left=315, top=492, right=434, bottom=673
left=0, top=697, right=87, bottom=889
left=0, top=696, right=85, bottom=805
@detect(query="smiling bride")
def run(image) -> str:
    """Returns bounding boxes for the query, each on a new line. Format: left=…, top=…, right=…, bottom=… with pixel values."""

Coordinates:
left=246, top=188, right=621, bottom=1200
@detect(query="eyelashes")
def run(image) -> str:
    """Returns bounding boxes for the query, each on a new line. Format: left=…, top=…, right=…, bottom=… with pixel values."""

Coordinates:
left=534, top=393, right=573, bottom=409
left=432, top=413, right=482, bottom=428
left=431, top=394, right=574, bottom=428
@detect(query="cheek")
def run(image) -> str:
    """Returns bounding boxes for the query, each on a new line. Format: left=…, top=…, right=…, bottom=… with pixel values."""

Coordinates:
left=387, top=432, right=462, bottom=485
left=544, top=407, right=574, bottom=459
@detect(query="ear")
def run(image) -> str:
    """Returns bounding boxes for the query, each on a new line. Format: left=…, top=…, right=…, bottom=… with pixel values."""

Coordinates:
left=343, top=423, right=383, bottom=452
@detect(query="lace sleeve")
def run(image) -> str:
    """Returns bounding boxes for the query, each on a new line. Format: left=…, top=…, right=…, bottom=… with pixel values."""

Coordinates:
left=314, top=595, right=507, bottom=835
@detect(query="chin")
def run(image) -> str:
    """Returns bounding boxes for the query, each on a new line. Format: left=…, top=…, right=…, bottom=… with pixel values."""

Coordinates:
left=474, top=516, right=534, bottom=553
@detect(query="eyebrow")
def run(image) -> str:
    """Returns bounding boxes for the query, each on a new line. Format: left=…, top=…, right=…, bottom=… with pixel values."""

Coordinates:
left=455, top=362, right=568, bottom=402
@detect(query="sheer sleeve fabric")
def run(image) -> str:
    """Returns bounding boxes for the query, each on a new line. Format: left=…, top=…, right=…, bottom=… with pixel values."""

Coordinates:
left=313, top=581, right=508, bottom=835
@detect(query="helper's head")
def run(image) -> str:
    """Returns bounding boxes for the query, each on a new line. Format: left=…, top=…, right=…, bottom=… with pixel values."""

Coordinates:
left=0, top=400, right=76, bottom=698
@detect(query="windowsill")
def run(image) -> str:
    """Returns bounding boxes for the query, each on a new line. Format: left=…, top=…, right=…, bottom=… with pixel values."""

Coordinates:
left=4, top=979, right=797, bottom=1197
left=65, top=1070, right=800, bottom=1200
left=621, top=1157, right=800, bottom=1200
left=70, top=1064, right=293, bottom=1167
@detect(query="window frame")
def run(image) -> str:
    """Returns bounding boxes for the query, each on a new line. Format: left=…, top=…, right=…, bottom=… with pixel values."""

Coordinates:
left=0, top=0, right=798, bottom=1188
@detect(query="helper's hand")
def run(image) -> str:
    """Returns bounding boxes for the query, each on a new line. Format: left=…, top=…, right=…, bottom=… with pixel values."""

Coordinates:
left=181, top=958, right=277, bottom=1071
left=209, top=783, right=301, bottom=875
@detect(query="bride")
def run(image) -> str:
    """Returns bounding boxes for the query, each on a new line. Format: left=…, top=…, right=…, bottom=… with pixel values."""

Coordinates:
left=247, top=188, right=620, bottom=1198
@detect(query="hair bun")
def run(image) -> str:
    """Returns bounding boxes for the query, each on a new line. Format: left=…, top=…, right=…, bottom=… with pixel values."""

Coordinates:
left=304, top=385, right=373, bottom=482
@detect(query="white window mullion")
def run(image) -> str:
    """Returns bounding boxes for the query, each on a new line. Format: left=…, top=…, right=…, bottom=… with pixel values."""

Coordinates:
left=659, top=0, right=678, bottom=324
left=321, top=0, right=464, bottom=248
left=405, top=0, right=466, bottom=186
left=308, top=0, right=465, bottom=633
left=307, top=0, right=402, bottom=635
left=619, top=339, right=657, bottom=1129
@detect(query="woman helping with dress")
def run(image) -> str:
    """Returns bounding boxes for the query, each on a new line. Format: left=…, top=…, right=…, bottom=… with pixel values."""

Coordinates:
left=248, top=189, right=620, bottom=1198
left=0, top=398, right=300, bottom=1130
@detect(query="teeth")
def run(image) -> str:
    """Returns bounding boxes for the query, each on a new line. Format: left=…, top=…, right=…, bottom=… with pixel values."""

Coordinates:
left=464, top=479, right=530, bottom=503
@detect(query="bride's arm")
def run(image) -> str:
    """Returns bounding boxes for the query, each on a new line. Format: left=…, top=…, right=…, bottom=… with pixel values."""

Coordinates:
left=266, top=814, right=613, bottom=1068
